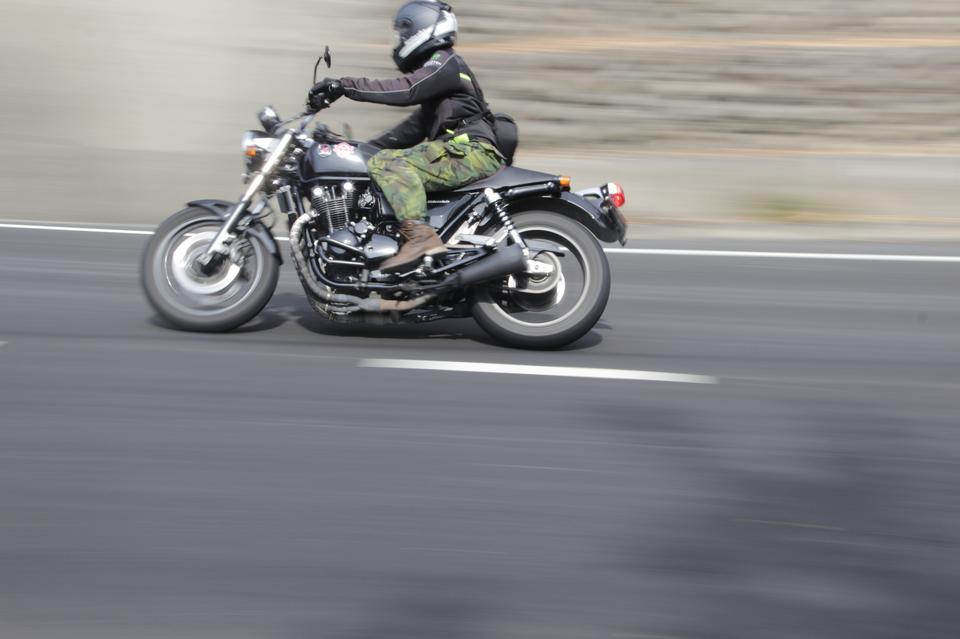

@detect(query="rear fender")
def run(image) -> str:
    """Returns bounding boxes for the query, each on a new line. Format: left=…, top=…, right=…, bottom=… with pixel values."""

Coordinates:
left=187, top=199, right=283, bottom=264
left=505, top=193, right=628, bottom=245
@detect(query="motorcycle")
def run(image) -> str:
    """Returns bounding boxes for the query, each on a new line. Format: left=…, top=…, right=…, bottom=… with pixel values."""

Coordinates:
left=141, top=50, right=628, bottom=349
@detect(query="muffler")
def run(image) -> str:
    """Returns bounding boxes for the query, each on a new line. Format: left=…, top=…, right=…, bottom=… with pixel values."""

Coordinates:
left=449, top=244, right=527, bottom=288
left=359, top=246, right=525, bottom=312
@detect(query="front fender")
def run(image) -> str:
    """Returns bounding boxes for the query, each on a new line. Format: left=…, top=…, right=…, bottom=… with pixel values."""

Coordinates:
left=505, top=193, right=628, bottom=245
left=187, top=199, right=283, bottom=264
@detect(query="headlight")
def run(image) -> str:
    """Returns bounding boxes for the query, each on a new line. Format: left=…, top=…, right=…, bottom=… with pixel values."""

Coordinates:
left=242, top=131, right=279, bottom=156
left=241, top=130, right=259, bottom=153
left=241, top=131, right=280, bottom=177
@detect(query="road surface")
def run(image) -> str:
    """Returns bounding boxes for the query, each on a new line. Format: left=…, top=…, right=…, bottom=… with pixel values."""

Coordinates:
left=2, top=227, right=959, bottom=638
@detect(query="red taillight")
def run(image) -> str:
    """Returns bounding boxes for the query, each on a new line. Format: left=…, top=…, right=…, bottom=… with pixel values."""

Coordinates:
left=607, top=182, right=626, bottom=208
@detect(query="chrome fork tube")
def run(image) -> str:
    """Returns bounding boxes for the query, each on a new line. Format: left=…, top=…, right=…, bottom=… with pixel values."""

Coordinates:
left=204, top=130, right=295, bottom=258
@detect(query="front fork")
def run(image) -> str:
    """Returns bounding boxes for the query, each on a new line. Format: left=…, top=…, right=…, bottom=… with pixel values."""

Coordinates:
left=197, top=130, right=296, bottom=273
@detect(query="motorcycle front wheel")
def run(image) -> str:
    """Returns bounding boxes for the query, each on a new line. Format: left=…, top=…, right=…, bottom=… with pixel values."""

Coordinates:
left=471, top=212, right=611, bottom=350
left=141, top=207, right=279, bottom=332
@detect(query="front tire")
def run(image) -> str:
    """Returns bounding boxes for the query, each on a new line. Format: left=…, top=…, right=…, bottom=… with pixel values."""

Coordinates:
left=141, top=207, right=280, bottom=332
left=471, top=212, right=611, bottom=349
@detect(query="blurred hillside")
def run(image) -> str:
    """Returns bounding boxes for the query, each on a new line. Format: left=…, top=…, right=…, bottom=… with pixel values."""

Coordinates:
left=463, top=0, right=960, bottom=151
left=1, top=0, right=959, bottom=230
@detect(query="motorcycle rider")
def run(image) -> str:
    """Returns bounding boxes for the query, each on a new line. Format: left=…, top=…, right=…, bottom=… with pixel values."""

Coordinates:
left=307, top=0, right=504, bottom=273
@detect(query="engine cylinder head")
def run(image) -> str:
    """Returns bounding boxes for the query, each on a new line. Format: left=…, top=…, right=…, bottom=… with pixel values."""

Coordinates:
left=311, top=183, right=358, bottom=232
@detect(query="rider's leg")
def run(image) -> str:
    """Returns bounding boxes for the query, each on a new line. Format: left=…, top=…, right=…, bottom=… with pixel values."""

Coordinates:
left=368, top=147, right=429, bottom=223
left=369, top=144, right=445, bottom=273
left=371, top=139, right=503, bottom=273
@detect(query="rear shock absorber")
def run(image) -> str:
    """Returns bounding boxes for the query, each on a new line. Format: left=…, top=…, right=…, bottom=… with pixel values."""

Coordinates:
left=483, top=189, right=527, bottom=251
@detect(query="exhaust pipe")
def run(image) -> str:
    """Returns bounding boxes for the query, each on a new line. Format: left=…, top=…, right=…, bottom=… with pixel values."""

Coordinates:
left=449, top=244, right=527, bottom=288
left=292, top=212, right=524, bottom=313
left=292, top=212, right=439, bottom=314
left=289, top=213, right=367, bottom=309
left=362, top=245, right=526, bottom=310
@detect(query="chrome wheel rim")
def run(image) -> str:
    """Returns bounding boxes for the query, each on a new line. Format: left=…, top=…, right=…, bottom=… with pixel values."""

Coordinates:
left=169, top=231, right=243, bottom=297
left=155, top=220, right=265, bottom=317
left=487, top=226, right=591, bottom=329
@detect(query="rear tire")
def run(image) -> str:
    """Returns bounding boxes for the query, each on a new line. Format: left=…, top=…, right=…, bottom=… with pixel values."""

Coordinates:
left=471, top=212, right=611, bottom=349
left=141, top=207, right=280, bottom=332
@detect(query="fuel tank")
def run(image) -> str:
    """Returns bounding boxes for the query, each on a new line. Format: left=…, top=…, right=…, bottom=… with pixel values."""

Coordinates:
left=300, top=141, right=375, bottom=182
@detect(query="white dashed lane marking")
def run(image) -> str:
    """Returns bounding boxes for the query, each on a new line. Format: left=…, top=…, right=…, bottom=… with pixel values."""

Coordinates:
left=605, top=247, right=960, bottom=263
left=0, top=223, right=154, bottom=236
left=358, top=359, right=718, bottom=384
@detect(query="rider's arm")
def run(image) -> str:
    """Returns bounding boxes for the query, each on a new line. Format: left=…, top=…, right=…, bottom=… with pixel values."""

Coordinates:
left=369, top=109, right=427, bottom=149
left=340, top=50, right=460, bottom=107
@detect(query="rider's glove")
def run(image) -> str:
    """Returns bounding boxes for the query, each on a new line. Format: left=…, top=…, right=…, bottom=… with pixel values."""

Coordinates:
left=307, top=78, right=344, bottom=112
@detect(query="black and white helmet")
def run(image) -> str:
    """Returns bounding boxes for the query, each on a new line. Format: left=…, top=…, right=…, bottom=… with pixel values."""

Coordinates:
left=392, top=1, right=458, bottom=73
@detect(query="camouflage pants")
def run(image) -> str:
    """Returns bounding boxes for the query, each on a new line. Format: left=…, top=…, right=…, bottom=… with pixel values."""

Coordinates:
left=367, top=138, right=504, bottom=222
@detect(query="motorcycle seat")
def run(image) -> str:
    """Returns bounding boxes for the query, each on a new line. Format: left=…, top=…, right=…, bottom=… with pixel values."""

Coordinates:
left=440, top=166, right=558, bottom=194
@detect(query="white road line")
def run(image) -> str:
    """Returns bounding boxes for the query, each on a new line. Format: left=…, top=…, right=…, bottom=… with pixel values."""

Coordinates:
left=3, top=222, right=960, bottom=263
left=0, top=223, right=153, bottom=236
left=605, top=248, right=960, bottom=263
left=358, top=359, right=717, bottom=384
left=477, top=464, right=608, bottom=473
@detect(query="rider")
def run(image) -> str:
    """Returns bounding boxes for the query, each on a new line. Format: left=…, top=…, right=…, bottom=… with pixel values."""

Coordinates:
left=307, top=0, right=504, bottom=273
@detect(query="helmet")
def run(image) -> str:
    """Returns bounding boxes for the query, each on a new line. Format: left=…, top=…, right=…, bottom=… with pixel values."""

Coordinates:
left=392, top=1, right=458, bottom=73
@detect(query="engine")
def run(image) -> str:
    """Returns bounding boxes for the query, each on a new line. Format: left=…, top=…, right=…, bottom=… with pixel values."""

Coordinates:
left=310, top=183, right=361, bottom=233
left=307, top=181, right=399, bottom=283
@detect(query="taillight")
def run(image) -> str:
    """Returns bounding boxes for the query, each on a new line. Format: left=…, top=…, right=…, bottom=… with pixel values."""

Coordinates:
left=607, top=182, right=626, bottom=208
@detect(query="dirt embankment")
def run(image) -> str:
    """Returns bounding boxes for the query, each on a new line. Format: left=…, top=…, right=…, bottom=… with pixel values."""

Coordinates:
left=1, top=1, right=958, bottom=233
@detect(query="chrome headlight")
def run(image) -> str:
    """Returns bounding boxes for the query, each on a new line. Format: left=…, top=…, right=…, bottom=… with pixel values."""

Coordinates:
left=241, top=130, right=259, bottom=152
left=241, top=131, right=280, bottom=154
left=241, top=131, right=279, bottom=173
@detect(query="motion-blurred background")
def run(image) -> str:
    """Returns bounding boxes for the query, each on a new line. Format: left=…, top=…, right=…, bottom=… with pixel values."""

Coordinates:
left=2, top=0, right=959, bottom=234
left=4, top=4, right=960, bottom=639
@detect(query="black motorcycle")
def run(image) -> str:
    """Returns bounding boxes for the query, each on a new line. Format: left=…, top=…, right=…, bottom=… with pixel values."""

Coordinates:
left=141, top=52, right=627, bottom=349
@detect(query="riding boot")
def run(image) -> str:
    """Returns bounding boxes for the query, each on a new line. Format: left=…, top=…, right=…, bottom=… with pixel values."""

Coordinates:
left=381, top=220, right=447, bottom=273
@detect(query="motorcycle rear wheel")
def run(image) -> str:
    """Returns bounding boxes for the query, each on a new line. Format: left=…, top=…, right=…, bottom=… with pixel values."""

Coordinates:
left=141, top=207, right=279, bottom=332
left=471, top=212, right=611, bottom=350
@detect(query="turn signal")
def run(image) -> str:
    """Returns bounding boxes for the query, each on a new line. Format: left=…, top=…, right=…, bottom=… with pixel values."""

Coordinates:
left=245, top=146, right=259, bottom=158
left=607, top=182, right=626, bottom=208
left=558, top=176, right=572, bottom=190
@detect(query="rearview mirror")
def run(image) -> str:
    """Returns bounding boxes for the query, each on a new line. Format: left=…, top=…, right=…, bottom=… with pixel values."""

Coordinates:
left=313, top=46, right=332, bottom=84
left=258, top=105, right=281, bottom=132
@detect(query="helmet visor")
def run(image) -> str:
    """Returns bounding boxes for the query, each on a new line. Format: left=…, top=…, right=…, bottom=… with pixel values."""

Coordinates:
left=393, top=15, right=414, bottom=49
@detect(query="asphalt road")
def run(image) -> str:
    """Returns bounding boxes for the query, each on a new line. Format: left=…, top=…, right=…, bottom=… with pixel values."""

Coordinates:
left=2, top=228, right=960, bottom=639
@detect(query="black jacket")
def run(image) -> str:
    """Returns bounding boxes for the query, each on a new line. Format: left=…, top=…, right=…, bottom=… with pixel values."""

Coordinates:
left=340, top=48, right=497, bottom=150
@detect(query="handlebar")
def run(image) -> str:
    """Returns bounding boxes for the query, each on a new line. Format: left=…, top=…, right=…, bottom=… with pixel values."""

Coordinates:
left=305, top=89, right=342, bottom=116
left=269, top=110, right=320, bottom=137
left=272, top=90, right=341, bottom=136
left=297, top=111, right=319, bottom=133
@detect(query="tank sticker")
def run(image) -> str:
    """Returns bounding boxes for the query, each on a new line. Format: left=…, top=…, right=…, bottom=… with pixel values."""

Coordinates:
left=334, top=142, right=357, bottom=159
left=316, top=144, right=332, bottom=157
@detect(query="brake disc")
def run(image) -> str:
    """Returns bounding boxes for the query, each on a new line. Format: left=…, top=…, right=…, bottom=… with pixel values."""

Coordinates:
left=509, top=251, right=565, bottom=312
left=169, top=230, right=242, bottom=296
